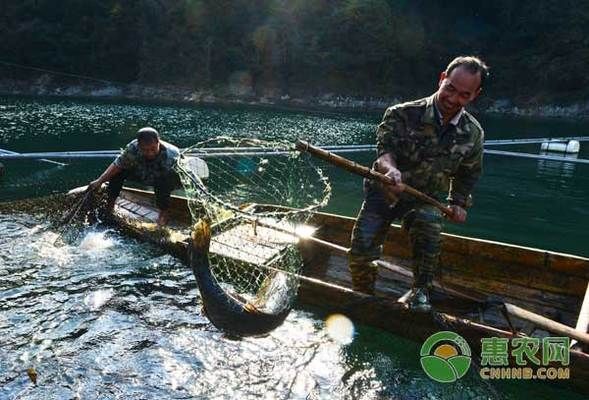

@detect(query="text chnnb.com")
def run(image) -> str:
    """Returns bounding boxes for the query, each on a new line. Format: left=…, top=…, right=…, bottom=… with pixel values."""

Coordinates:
left=480, top=367, right=570, bottom=380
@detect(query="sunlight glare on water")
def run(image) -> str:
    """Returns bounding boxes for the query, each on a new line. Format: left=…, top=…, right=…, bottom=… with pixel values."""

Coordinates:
left=83, top=289, right=114, bottom=312
left=1, top=97, right=588, bottom=399
left=4, top=211, right=429, bottom=399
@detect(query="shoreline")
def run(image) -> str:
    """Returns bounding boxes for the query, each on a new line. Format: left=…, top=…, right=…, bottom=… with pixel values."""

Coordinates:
left=1, top=78, right=589, bottom=120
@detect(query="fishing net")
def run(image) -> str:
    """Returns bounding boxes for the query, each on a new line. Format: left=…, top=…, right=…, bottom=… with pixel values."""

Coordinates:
left=176, top=137, right=331, bottom=317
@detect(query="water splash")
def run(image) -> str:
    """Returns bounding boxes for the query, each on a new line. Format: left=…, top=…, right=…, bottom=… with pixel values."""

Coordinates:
left=79, top=230, right=116, bottom=252
left=35, top=231, right=73, bottom=266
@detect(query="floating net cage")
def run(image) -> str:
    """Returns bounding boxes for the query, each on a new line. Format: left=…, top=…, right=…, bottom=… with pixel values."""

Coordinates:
left=176, top=137, right=331, bottom=314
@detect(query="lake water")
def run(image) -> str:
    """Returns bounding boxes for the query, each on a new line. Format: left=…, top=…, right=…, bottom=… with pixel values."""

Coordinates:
left=0, top=95, right=587, bottom=399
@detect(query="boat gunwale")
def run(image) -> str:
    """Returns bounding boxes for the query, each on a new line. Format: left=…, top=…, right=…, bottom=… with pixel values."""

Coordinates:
left=122, top=186, right=589, bottom=262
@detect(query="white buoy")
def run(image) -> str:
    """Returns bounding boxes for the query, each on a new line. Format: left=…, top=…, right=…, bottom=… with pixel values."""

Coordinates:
left=540, top=140, right=580, bottom=153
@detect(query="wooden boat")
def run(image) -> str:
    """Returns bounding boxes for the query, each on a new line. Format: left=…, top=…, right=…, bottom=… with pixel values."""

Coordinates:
left=68, top=185, right=589, bottom=394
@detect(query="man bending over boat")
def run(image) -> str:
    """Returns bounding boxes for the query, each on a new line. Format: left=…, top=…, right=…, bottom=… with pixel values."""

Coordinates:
left=349, top=56, right=489, bottom=312
left=87, top=127, right=181, bottom=225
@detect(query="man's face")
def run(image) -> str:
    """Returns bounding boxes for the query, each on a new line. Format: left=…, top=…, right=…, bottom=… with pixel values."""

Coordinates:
left=436, top=66, right=482, bottom=118
left=139, top=140, right=160, bottom=160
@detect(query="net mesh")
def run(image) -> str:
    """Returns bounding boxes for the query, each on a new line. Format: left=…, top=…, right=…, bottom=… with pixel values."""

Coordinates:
left=175, top=137, right=331, bottom=314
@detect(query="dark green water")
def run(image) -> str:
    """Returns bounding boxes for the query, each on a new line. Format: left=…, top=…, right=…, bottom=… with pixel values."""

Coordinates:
left=1, top=95, right=587, bottom=256
left=1, top=95, right=587, bottom=399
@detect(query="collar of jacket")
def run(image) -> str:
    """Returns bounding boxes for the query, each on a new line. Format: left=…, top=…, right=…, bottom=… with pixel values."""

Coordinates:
left=421, top=94, right=465, bottom=127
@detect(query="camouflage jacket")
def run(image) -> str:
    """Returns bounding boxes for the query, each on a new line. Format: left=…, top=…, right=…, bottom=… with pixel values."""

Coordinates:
left=376, top=95, right=484, bottom=207
left=113, top=139, right=180, bottom=186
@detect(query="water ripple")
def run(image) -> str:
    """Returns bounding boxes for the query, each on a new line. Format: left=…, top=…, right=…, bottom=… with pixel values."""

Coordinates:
left=0, top=211, right=524, bottom=399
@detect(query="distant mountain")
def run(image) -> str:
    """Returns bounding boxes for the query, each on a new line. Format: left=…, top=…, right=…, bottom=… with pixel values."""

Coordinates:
left=1, top=0, right=588, bottom=103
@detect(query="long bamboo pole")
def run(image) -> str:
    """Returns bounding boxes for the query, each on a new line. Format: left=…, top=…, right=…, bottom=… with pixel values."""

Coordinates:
left=503, top=303, right=589, bottom=345
left=295, top=140, right=454, bottom=218
left=571, top=282, right=589, bottom=348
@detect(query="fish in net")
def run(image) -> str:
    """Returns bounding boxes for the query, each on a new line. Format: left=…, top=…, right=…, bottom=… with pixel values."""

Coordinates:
left=176, top=137, right=331, bottom=336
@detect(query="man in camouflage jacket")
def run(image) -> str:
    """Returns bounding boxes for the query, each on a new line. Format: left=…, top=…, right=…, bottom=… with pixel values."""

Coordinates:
left=88, top=127, right=181, bottom=225
left=349, top=56, right=489, bottom=312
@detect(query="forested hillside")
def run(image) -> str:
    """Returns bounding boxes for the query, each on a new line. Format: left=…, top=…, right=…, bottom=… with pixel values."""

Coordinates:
left=1, top=0, right=588, bottom=104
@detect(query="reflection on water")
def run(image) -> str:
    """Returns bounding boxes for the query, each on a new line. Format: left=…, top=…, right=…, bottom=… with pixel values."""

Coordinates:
left=1, top=207, right=583, bottom=399
left=2, top=96, right=589, bottom=256
left=0, top=212, right=359, bottom=399
left=536, top=152, right=578, bottom=190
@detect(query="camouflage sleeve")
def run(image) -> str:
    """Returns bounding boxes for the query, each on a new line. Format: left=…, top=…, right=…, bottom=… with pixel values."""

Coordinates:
left=376, top=106, right=407, bottom=160
left=451, top=129, right=484, bottom=207
left=113, top=143, right=136, bottom=170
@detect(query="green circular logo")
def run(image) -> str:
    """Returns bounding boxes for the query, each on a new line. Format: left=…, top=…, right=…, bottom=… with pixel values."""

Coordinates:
left=420, top=331, right=472, bottom=383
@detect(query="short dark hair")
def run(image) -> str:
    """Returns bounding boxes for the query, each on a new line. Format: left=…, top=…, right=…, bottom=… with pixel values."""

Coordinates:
left=445, top=56, right=489, bottom=88
left=136, top=127, right=159, bottom=145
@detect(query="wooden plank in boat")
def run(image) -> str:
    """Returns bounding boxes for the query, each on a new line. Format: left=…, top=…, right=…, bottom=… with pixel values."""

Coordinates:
left=307, top=253, right=488, bottom=321
left=118, top=187, right=192, bottom=223
left=210, top=222, right=297, bottom=266
left=448, top=236, right=589, bottom=279
left=116, top=196, right=159, bottom=223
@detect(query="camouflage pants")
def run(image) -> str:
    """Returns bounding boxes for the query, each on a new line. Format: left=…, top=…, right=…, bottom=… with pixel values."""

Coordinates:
left=107, top=169, right=182, bottom=210
left=349, top=181, right=442, bottom=294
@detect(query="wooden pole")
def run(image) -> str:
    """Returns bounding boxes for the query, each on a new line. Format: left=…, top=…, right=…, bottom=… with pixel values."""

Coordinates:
left=295, top=140, right=454, bottom=218
left=571, top=282, right=589, bottom=348
left=251, top=217, right=350, bottom=255
left=504, top=303, right=589, bottom=345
